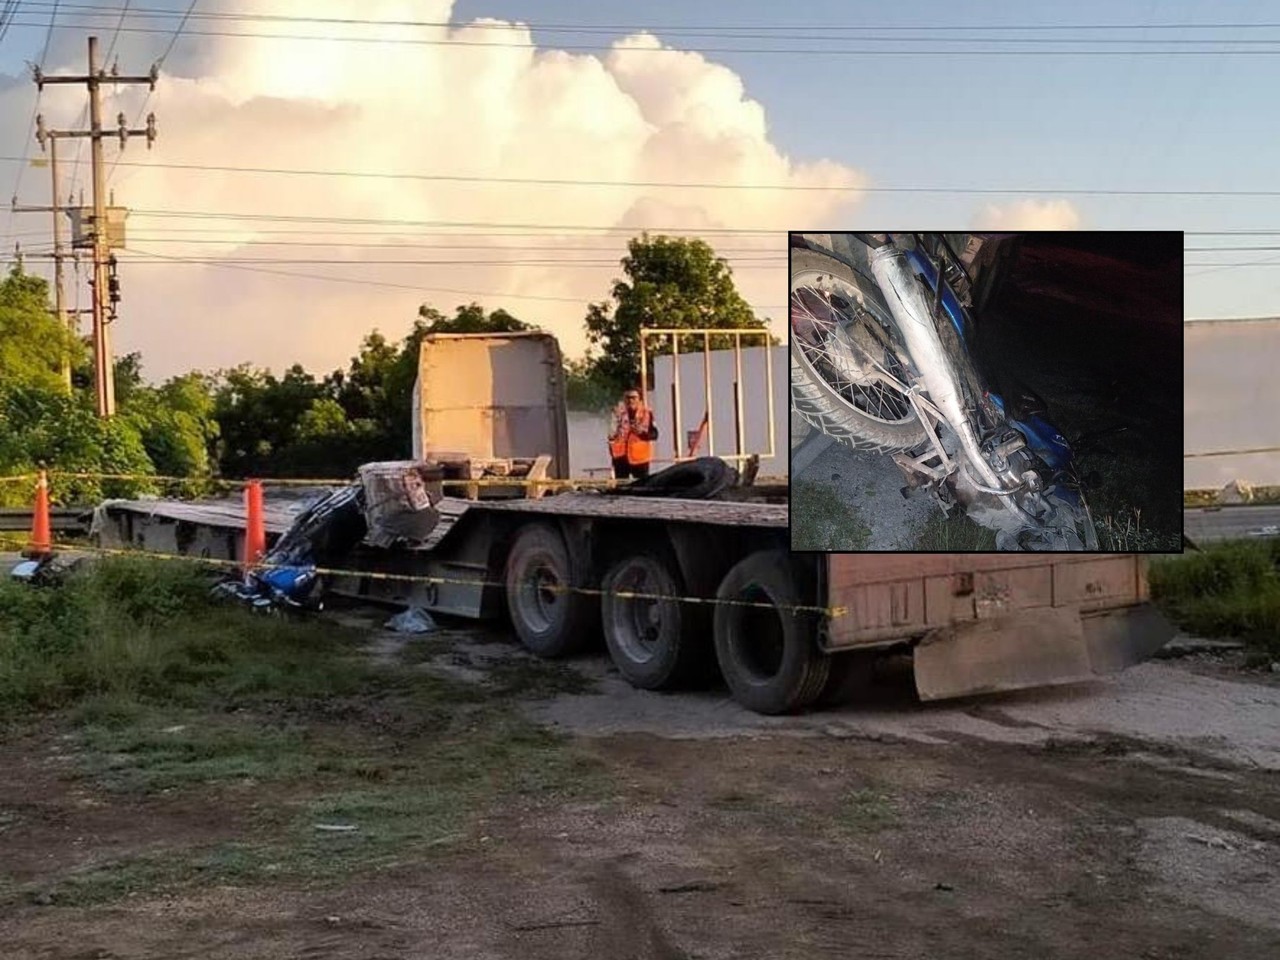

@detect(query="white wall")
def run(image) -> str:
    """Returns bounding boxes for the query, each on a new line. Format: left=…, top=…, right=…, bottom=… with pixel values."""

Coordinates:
left=1185, top=319, right=1280, bottom=488
left=567, top=409, right=615, bottom=477
left=651, top=344, right=789, bottom=477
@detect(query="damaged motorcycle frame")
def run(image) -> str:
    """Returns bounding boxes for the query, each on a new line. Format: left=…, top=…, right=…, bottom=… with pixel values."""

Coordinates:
left=790, top=233, right=1098, bottom=551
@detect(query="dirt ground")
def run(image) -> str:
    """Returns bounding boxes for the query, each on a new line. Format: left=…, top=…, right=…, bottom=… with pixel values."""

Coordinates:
left=3, top=619, right=1280, bottom=959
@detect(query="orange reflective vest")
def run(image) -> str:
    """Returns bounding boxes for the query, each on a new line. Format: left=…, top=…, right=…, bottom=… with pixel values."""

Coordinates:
left=609, top=404, right=655, bottom=465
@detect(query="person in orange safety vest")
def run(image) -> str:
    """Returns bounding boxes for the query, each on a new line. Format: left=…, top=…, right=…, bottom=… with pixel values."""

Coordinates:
left=608, top=388, right=660, bottom=480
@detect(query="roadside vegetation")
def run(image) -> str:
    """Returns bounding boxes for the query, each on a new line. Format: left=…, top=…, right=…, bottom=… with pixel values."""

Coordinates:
left=2, top=236, right=772, bottom=501
left=1148, top=539, right=1280, bottom=666
left=909, top=510, right=998, bottom=551
left=0, top=557, right=608, bottom=907
left=791, top=481, right=872, bottom=550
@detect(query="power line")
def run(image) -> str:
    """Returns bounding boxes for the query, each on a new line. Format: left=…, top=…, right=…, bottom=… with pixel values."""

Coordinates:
left=8, top=1, right=61, bottom=214
left=109, top=0, right=199, bottom=187
left=124, top=248, right=786, bottom=311
left=121, top=254, right=785, bottom=267
left=18, top=2, right=1280, bottom=35
left=103, top=0, right=130, bottom=62
left=1186, top=245, right=1280, bottom=252
left=14, top=155, right=1280, bottom=198
left=8, top=16, right=1280, bottom=54
left=123, top=207, right=793, bottom=233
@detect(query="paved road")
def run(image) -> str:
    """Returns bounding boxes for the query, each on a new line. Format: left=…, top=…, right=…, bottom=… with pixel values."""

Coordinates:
left=1185, top=504, right=1280, bottom=543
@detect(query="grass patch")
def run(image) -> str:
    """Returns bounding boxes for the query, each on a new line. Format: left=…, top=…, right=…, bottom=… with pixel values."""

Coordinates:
left=0, top=556, right=375, bottom=720
left=0, top=557, right=614, bottom=907
left=791, top=481, right=871, bottom=550
left=1149, top=540, right=1280, bottom=664
left=910, top=510, right=998, bottom=551
left=486, top=657, right=597, bottom=699
left=834, top=788, right=898, bottom=832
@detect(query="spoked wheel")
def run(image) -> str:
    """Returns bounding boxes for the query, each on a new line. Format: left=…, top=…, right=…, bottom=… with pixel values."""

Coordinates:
left=790, top=247, right=928, bottom=453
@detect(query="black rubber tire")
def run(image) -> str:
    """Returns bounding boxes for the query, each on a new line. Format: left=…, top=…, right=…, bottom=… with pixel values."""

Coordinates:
left=504, top=523, right=598, bottom=658
left=614, top=458, right=738, bottom=501
left=816, top=650, right=878, bottom=708
left=601, top=552, right=705, bottom=690
left=791, top=247, right=928, bottom=454
left=713, top=550, right=830, bottom=715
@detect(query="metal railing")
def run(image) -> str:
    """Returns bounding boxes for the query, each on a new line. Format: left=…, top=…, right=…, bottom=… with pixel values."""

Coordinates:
left=638, top=328, right=776, bottom=465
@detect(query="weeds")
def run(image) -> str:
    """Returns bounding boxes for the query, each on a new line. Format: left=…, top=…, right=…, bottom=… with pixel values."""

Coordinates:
left=1149, top=540, right=1280, bottom=663
left=0, top=556, right=370, bottom=719
left=1094, top=506, right=1181, bottom=552
left=0, top=557, right=611, bottom=907
left=791, top=481, right=871, bottom=550
left=910, top=510, right=998, bottom=551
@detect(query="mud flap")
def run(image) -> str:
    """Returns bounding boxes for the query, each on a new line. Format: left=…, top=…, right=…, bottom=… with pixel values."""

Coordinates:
left=1080, top=604, right=1176, bottom=676
left=912, top=604, right=1174, bottom=702
left=915, top=607, right=1089, bottom=701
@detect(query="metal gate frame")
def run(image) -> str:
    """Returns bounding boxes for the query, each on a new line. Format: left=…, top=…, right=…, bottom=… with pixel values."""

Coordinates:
left=639, top=328, right=776, bottom=465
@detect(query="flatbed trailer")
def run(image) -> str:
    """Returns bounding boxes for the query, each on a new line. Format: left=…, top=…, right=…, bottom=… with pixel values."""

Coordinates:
left=92, top=486, right=1171, bottom=715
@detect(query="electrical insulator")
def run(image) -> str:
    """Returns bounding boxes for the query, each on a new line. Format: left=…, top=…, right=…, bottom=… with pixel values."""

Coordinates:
left=108, top=256, right=120, bottom=304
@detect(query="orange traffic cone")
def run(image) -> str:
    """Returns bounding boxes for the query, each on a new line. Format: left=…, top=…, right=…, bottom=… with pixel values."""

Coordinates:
left=25, top=470, right=52, bottom=559
left=243, top=479, right=266, bottom=571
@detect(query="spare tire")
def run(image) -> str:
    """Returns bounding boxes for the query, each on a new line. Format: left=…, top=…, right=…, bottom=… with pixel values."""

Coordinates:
left=613, top=457, right=738, bottom=501
left=504, top=523, right=598, bottom=658
left=713, top=550, right=830, bottom=715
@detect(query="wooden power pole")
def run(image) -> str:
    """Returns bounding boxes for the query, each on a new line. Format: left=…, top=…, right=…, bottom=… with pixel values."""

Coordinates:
left=28, top=35, right=158, bottom=418
left=11, top=134, right=87, bottom=388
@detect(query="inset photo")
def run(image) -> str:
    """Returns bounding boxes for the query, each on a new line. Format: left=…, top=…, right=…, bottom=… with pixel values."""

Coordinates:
left=790, top=232, right=1183, bottom=552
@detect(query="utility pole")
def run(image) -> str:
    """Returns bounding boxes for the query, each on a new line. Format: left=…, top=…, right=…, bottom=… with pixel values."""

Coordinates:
left=11, top=135, right=92, bottom=388
left=29, top=36, right=158, bottom=418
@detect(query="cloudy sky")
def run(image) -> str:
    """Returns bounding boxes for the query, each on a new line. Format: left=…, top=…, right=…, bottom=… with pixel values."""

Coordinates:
left=3, top=1, right=1280, bottom=480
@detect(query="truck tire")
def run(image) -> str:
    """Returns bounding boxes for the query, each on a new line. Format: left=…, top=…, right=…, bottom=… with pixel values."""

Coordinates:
left=614, top=458, right=737, bottom=501
left=791, top=247, right=928, bottom=454
left=713, top=550, right=830, bottom=715
left=816, top=650, right=878, bottom=708
left=504, top=523, right=597, bottom=658
left=601, top=552, right=704, bottom=690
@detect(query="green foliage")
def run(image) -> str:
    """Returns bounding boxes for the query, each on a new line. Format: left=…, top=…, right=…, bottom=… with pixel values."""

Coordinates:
left=417, top=301, right=533, bottom=336
left=584, top=234, right=771, bottom=395
left=0, top=381, right=156, bottom=505
left=0, top=266, right=80, bottom=393
left=0, top=556, right=370, bottom=718
left=564, top=353, right=615, bottom=411
left=1149, top=540, right=1280, bottom=662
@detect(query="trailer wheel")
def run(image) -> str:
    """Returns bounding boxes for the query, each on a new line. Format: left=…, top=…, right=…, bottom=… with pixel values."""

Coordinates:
left=713, top=550, right=830, bottom=715
left=601, top=552, right=704, bottom=690
left=504, top=523, right=597, bottom=658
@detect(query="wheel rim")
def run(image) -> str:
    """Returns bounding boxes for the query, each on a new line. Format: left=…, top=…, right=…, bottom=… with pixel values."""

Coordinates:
left=731, top=585, right=786, bottom=682
left=791, top=268, right=916, bottom=425
left=520, top=555, right=561, bottom=634
left=610, top=563, right=671, bottom=665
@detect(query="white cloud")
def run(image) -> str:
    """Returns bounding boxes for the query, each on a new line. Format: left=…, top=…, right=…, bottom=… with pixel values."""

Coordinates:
left=974, top=198, right=1082, bottom=231
left=1, top=2, right=866, bottom=379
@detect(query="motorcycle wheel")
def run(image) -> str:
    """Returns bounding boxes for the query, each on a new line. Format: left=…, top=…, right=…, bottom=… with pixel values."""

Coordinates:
left=790, top=247, right=928, bottom=454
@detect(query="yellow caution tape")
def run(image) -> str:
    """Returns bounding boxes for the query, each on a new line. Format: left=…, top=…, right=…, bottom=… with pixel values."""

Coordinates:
left=46, top=471, right=630, bottom=490
left=0, top=533, right=843, bottom=619
left=0, top=474, right=37, bottom=485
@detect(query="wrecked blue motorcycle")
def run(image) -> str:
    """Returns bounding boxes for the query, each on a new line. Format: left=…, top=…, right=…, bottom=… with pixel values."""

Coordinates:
left=790, top=232, right=1098, bottom=551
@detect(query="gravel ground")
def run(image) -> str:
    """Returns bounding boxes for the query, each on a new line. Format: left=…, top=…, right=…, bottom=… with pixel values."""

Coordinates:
left=792, top=439, right=936, bottom=549
left=528, top=645, right=1280, bottom=772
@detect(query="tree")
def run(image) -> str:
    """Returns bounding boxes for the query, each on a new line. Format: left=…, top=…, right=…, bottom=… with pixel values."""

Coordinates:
left=0, top=381, right=155, bottom=506
left=416, top=301, right=533, bottom=336
left=583, top=235, right=769, bottom=396
left=0, top=265, right=80, bottom=393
